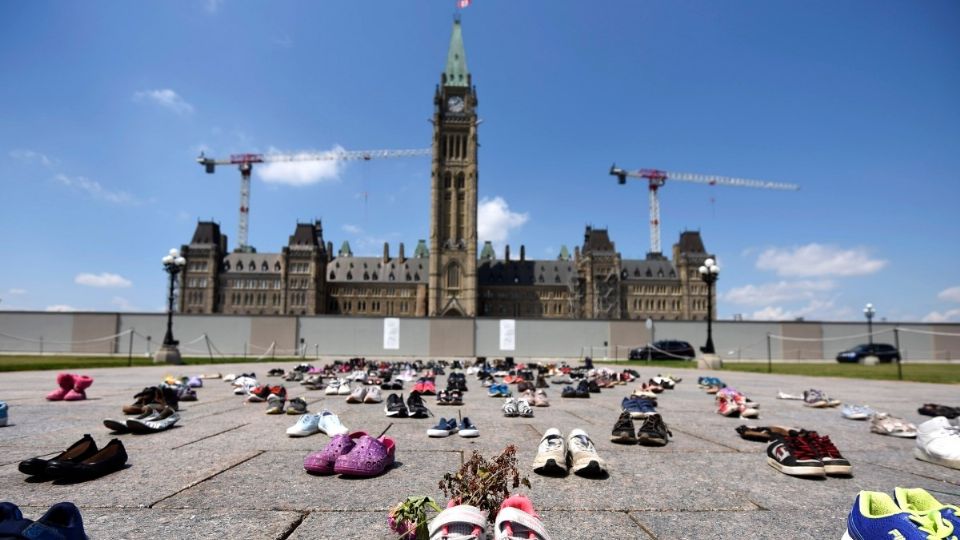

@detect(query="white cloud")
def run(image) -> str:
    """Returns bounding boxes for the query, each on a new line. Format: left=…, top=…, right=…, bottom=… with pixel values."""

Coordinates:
left=749, top=299, right=848, bottom=321
left=9, top=149, right=57, bottom=168
left=756, top=244, right=887, bottom=277
left=722, top=280, right=836, bottom=306
left=111, top=296, right=138, bottom=311
left=56, top=174, right=141, bottom=205
left=478, top=196, right=529, bottom=245
left=133, top=89, right=194, bottom=115
left=922, top=309, right=960, bottom=323
left=204, top=0, right=223, bottom=13
left=8, top=288, right=27, bottom=295
left=257, top=146, right=347, bottom=186
left=46, top=305, right=77, bottom=312
left=75, top=273, right=132, bottom=288
left=342, top=224, right=363, bottom=235
left=937, top=286, right=960, bottom=303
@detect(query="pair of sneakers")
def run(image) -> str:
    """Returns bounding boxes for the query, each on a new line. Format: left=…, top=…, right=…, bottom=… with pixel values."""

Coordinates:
left=611, top=411, right=672, bottom=446
left=766, top=429, right=852, bottom=477
left=427, top=417, right=479, bottom=438
left=532, top=428, right=606, bottom=478
left=383, top=392, right=431, bottom=418
left=715, top=388, right=759, bottom=419
left=502, top=397, right=534, bottom=418
left=803, top=388, right=841, bottom=408
left=286, top=409, right=349, bottom=437
left=845, top=487, right=959, bottom=540
left=426, top=495, right=551, bottom=540
left=324, top=379, right=351, bottom=396
left=346, top=386, right=383, bottom=404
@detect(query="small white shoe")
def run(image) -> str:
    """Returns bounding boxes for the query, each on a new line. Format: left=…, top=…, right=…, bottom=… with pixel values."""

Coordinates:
left=316, top=409, right=348, bottom=436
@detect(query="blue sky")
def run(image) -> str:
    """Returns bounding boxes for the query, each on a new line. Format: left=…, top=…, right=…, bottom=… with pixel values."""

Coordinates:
left=1, top=1, right=958, bottom=322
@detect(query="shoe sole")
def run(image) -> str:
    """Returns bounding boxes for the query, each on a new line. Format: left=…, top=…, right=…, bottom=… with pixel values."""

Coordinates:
left=610, top=433, right=638, bottom=444
left=103, top=420, right=130, bottom=433
left=287, top=429, right=319, bottom=437
left=824, top=463, right=853, bottom=475
left=459, top=429, right=479, bottom=438
left=571, top=459, right=606, bottom=477
left=914, top=447, right=960, bottom=469
left=427, top=430, right=452, bottom=437
left=766, top=457, right=826, bottom=477
left=533, top=458, right=568, bottom=476
left=627, top=411, right=654, bottom=419
left=637, top=435, right=668, bottom=446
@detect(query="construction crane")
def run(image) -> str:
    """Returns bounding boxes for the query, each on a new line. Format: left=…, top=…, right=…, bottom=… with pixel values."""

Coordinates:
left=608, top=165, right=799, bottom=254
left=198, top=148, right=431, bottom=252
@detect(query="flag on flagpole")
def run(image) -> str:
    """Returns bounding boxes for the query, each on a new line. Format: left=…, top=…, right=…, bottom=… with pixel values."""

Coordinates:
left=457, top=0, right=471, bottom=8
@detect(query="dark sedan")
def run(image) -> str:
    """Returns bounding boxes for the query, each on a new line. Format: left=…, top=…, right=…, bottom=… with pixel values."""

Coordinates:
left=836, top=343, right=901, bottom=364
left=629, top=340, right=696, bottom=360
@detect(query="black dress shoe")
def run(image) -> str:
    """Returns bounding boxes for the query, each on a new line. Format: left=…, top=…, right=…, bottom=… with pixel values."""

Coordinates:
left=18, top=434, right=98, bottom=477
left=47, top=438, right=128, bottom=481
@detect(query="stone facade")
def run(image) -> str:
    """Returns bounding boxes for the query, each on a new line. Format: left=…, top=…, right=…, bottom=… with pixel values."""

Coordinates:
left=178, top=20, right=716, bottom=321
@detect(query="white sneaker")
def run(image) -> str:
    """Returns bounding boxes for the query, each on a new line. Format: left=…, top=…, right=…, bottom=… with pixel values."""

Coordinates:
left=363, top=387, right=383, bottom=404
left=502, top=397, right=519, bottom=417
left=286, top=413, right=321, bottom=437
left=517, top=398, right=534, bottom=418
left=337, top=380, right=352, bottom=396
left=346, top=385, right=367, bottom=403
left=532, top=428, right=567, bottom=475
left=316, top=409, right=348, bottom=436
left=915, top=416, right=960, bottom=469
left=324, top=380, right=340, bottom=395
left=567, top=428, right=606, bottom=477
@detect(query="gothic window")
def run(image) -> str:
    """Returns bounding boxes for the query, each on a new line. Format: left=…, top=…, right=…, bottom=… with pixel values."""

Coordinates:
left=236, top=261, right=242, bottom=271
left=275, top=262, right=281, bottom=272
left=249, top=260, right=255, bottom=271
left=446, top=263, right=460, bottom=289
left=372, top=272, right=378, bottom=280
left=329, top=271, right=335, bottom=280
left=363, top=272, right=369, bottom=280
left=444, top=172, right=452, bottom=189
left=456, top=174, right=464, bottom=190
left=346, top=271, right=353, bottom=280
left=262, top=262, right=268, bottom=272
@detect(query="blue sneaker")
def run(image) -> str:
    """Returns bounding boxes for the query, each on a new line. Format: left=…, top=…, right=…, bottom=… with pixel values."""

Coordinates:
left=0, top=401, right=7, bottom=427
left=286, top=413, right=321, bottom=437
left=845, top=491, right=954, bottom=540
left=894, top=487, right=960, bottom=532
left=427, top=417, right=458, bottom=438
left=621, top=396, right=657, bottom=418
left=458, top=417, right=479, bottom=438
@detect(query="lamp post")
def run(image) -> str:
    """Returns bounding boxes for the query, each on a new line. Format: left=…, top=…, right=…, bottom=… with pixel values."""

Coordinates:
left=698, top=258, right=720, bottom=355
left=155, top=248, right=186, bottom=364
left=863, top=303, right=875, bottom=346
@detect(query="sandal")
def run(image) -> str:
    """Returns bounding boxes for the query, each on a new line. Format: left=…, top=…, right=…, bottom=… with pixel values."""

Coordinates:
left=428, top=502, right=487, bottom=540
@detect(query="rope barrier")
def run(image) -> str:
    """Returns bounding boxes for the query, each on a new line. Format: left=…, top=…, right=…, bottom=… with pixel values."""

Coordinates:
left=0, top=329, right=133, bottom=345
left=767, top=329, right=892, bottom=342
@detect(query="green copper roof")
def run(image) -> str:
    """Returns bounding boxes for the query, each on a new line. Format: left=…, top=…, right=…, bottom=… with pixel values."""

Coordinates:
left=558, top=245, right=570, bottom=261
left=338, top=241, right=352, bottom=257
left=480, top=241, right=495, bottom=260
left=414, top=239, right=429, bottom=258
left=444, top=20, right=469, bottom=87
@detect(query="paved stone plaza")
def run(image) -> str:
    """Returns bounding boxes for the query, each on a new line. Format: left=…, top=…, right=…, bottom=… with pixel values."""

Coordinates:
left=0, top=362, right=958, bottom=539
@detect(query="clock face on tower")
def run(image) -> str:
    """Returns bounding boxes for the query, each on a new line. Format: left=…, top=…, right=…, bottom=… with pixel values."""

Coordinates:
left=446, top=96, right=465, bottom=113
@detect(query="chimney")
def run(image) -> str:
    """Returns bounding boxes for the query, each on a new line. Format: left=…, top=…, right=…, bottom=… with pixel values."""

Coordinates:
left=398, top=242, right=405, bottom=263
left=520, top=245, right=526, bottom=261
left=326, top=241, right=334, bottom=261
left=505, top=244, right=511, bottom=262
left=383, top=242, right=390, bottom=263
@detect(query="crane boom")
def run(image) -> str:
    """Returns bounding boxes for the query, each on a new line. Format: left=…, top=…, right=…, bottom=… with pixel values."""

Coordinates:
left=609, top=164, right=799, bottom=254
left=198, top=147, right=431, bottom=252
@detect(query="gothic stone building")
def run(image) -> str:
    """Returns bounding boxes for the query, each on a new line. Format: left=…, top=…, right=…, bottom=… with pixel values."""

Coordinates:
left=178, top=20, right=716, bottom=321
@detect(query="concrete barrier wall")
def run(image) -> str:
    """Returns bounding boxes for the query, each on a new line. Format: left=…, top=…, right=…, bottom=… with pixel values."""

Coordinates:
left=2, top=311, right=959, bottom=360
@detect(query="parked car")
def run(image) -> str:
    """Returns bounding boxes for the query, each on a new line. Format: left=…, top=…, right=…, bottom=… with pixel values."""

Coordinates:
left=629, top=340, right=696, bottom=360
left=836, top=343, right=901, bottom=364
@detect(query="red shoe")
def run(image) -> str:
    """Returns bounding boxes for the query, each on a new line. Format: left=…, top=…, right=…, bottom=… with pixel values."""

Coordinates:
left=46, top=373, right=75, bottom=401
left=421, top=380, right=436, bottom=395
left=64, top=375, right=93, bottom=401
left=246, top=385, right=272, bottom=402
left=269, top=385, right=287, bottom=399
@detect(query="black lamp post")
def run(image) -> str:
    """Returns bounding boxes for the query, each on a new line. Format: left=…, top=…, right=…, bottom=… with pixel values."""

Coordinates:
left=698, top=258, right=719, bottom=355
left=155, top=248, right=186, bottom=364
left=864, top=303, right=875, bottom=345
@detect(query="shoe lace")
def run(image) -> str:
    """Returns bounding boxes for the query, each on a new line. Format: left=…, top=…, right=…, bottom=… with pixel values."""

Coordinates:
left=571, top=434, right=596, bottom=453
left=786, top=434, right=819, bottom=460
left=541, top=435, right=563, bottom=452
left=909, top=510, right=956, bottom=540
left=809, top=433, right=842, bottom=458
left=641, top=415, right=671, bottom=437
left=613, top=415, right=633, bottom=431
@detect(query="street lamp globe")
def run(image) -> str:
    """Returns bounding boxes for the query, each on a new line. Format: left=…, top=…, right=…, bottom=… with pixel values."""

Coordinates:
left=863, top=303, right=876, bottom=345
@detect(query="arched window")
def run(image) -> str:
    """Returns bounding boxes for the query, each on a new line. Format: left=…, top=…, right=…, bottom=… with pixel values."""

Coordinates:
left=446, top=263, right=460, bottom=289
left=236, top=261, right=243, bottom=271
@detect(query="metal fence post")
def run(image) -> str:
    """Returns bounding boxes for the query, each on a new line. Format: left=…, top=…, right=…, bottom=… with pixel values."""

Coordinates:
left=766, top=333, right=772, bottom=374
left=128, top=329, right=134, bottom=367
left=893, top=327, right=902, bottom=381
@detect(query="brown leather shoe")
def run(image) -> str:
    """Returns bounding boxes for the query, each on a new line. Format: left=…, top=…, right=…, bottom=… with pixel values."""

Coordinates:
left=122, top=387, right=165, bottom=415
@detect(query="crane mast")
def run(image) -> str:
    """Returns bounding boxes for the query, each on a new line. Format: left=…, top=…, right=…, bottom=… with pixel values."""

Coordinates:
left=610, top=165, right=798, bottom=255
left=198, top=148, right=431, bottom=252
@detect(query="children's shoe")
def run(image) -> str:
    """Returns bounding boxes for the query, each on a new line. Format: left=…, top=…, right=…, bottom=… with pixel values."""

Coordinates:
left=893, top=487, right=960, bottom=532
left=0, top=401, right=7, bottom=427
left=324, top=380, right=341, bottom=395
left=304, top=431, right=365, bottom=475
left=287, top=413, right=321, bottom=437
left=870, top=413, right=917, bottom=438
left=337, top=380, right=352, bottom=396
left=32, top=501, right=88, bottom=540
left=316, top=409, right=348, bottom=436
left=427, top=502, right=487, bottom=540
left=333, top=435, right=396, bottom=477
left=494, top=495, right=551, bottom=540
left=265, top=395, right=285, bottom=414
left=533, top=389, right=550, bottom=407
left=64, top=375, right=93, bottom=401
left=406, top=392, right=431, bottom=419
left=458, top=417, right=480, bottom=438
left=915, top=416, right=960, bottom=470
left=427, top=417, right=459, bottom=438
left=363, top=387, right=383, bottom=404
left=636, top=413, right=672, bottom=447
left=346, top=385, right=367, bottom=404
left=384, top=393, right=408, bottom=418
left=517, top=398, right=534, bottom=418
left=844, top=490, right=952, bottom=540
left=246, top=385, right=272, bottom=403
left=286, top=397, right=308, bottom=415
left=567, top=429, right=606, bottom=477
left=502, top=397, right=520, bottom=418
left=842, top=404, right=875, bottom=420
left=46, top=373, right=75, bottom=401
left=610, top=411, right=637, bottom=444
left=532, top=428, right=567, bottom=476
left=766, top=431, right=825, bottom=477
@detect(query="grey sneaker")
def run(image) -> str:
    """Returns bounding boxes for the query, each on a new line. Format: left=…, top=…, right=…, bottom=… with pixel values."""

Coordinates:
left=517, top=398, right=534, bottom=418
left=286, top=397, right=308, bottom=415
left=567, top=429, right=606, bottom=477
left=266, top=395, right=285, bottom=415
left=532, top=428, right=567, bottom=475
left=126, top=406, right=179, bottom=433
left=502, top=397, right=520, bottom=417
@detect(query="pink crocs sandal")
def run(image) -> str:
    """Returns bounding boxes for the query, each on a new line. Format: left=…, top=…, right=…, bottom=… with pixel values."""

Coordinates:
left=304, top=431, right=365, bottom=475
left=333, top=434, right=395, bottom=477
left=64, top=375, right=93, bottom=401
left=46, top=373, right=75, bottom=401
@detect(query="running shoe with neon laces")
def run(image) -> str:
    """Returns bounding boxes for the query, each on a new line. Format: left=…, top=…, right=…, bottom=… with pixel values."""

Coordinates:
left=766, top=431, right=825, bottom=477
left=844, top=490, right=956, bottom=540
left=893, top=487, right=960, bottom=532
